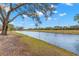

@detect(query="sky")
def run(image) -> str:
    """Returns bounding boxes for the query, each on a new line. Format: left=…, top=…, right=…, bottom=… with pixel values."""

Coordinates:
left=10, top=3, right=79, bottom=29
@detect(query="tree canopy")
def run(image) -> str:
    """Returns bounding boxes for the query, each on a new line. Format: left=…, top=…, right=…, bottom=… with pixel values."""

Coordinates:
left=74, top=14, right=79, bottom=23
left=0, top=3, right=56, bottom=35
left=0, top=3, right=56, bottom=25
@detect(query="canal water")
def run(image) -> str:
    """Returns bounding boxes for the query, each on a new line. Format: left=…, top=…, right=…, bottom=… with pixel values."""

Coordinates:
left=16, top=31, right=79, bottom=55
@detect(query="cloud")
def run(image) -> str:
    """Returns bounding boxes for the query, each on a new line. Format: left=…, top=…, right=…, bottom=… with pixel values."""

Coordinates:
left=36, top=11, right=43, bottom=16
left=53, top=11, right=58, bottom=14
left=46, top=17, right=52, bottom=21
left=64, top=3, right=73, bottom=6
left=23, top=15, right=31, bottom=20
left=59, top=13, right=67, bottom=16
left=51, top=4, right=54, bottom=8
left=23, top=15, right=28, bottom=18
left=48, top=17, right=52, bottom=20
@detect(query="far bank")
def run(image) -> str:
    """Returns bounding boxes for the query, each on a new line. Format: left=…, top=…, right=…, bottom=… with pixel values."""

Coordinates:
left=27, top=30, right=79, bottom=34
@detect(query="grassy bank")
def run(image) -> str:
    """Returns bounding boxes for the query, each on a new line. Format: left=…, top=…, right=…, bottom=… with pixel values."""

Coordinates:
left=29, top=30, right=79, bottom=34
left=15, top=32, right=76, bottom=56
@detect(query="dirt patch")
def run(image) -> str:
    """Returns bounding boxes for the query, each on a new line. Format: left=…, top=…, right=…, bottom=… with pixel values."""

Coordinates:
left=0, top=33, right=31, bottom=56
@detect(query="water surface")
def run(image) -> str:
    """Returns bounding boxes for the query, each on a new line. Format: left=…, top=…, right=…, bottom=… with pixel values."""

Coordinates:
left=16, top=31, right=79, bottom=55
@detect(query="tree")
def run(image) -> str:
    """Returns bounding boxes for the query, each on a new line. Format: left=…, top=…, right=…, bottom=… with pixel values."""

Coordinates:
left=62, top=26, right=69, bottom=30
left=74, top=14, right=79, bottom=23
left=0, top=3, right=56, bottom=35
left=8, top=24, right=15, bottom=31
left=54, top=26, right=62, bottom=30
left=15, top=26, right=24, bottom=31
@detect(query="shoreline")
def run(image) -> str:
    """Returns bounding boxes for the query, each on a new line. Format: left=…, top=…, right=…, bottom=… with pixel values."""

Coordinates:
left=27, top=30, right=79, bottom=35
left=15, top=32, right=76, bottom=56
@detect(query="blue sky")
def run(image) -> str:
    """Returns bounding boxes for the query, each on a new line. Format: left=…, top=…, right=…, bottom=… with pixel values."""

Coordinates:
left=11, top=3, right=79, bottom=29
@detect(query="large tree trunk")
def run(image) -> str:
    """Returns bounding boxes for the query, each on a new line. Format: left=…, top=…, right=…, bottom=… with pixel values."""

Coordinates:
left=1, top=19, right=8, bottom=35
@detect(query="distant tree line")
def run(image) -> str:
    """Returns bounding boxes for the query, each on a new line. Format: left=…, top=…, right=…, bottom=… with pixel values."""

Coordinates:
left=1, top=24, right=79, bottom=31
left=27, top=25, right=79, bottom=30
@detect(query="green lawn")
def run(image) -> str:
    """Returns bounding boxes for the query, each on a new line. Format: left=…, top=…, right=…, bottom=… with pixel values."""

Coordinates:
left=15, top=32, right=76, bottom=56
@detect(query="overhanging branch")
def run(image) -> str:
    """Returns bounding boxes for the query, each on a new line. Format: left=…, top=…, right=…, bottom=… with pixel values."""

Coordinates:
left=0, top=17, right=3, bottom=22
left=7, top=3, right=26, bottom=20
left=8, top=12, right=26, bottom=23
left=11, top=3, right=26, bottom=11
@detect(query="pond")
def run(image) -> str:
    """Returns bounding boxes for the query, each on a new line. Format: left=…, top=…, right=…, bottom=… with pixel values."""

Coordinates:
left=16, top=31, right=79, bottom=55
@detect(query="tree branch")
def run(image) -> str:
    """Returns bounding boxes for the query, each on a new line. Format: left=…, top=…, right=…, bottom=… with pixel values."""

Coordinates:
left=11, top=3, right=26, bottom=11
left=10, top=3, right=12, bottom=10
left=8, top=12, right=26, bottom=23
left=0, top=17, right=3, bottom=22
left=0, top=10, right=5, bottom=20
left=7, top=3, right=26, bottom=20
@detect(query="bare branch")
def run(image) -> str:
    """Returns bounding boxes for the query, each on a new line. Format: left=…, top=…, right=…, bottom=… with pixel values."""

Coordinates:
left=10, top=3, right=12, bottom=10
left=11, top=3, right=26, bottom=11
left=0, top=10, right=5, bottom=20
left=0, top=17, right=3, bottom=22
left=8, top=12, right=38, bottom=23
left=7, top=3, right=26, bottom=20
